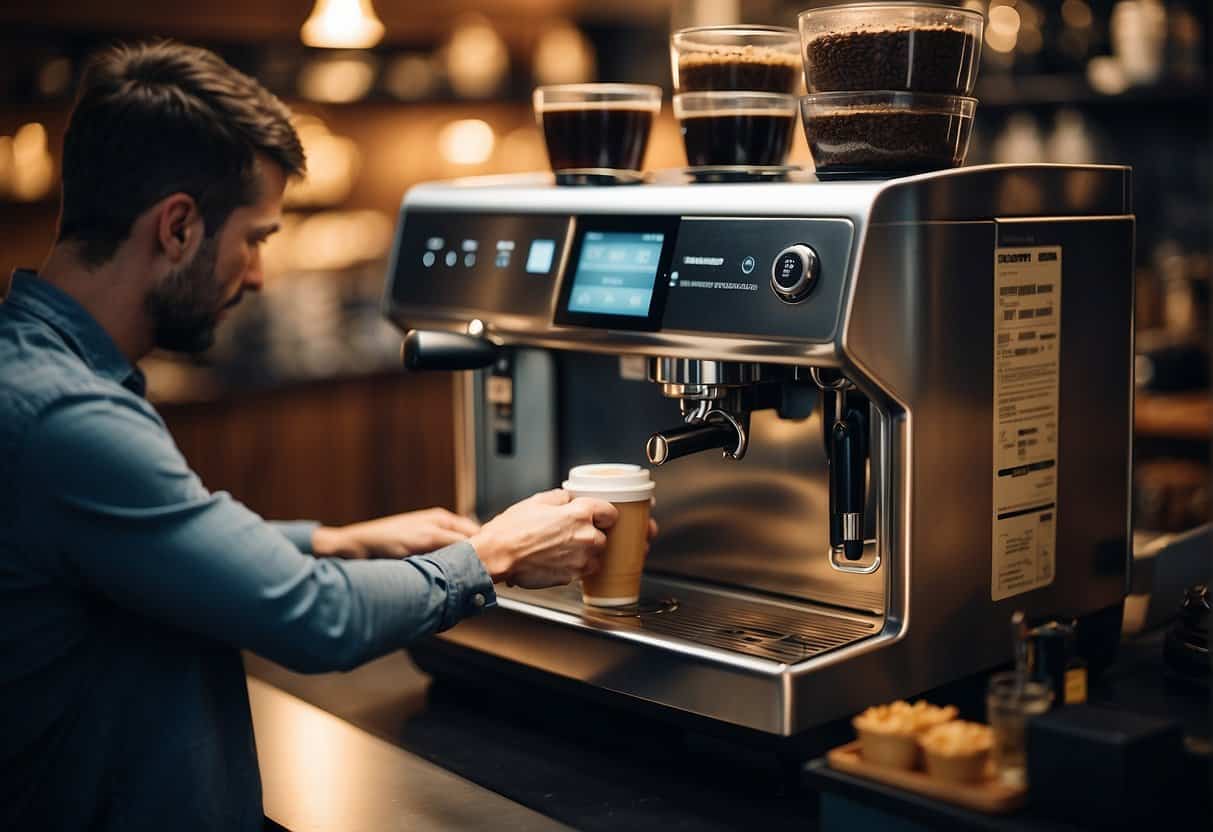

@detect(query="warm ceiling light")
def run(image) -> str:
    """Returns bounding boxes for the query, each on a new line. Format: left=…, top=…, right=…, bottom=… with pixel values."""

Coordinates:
left=298, top=55, right=377, bottom=103
left=445, top=15, right=509, bottom=98
left=11, top=123, right=55, bottom=202
left=301, top=0, right=385, bottom=49
left=284, top=118, right=361, bottom=207
left=438, top=119, right=496, bottom=165
left=534, top=23, right=596, bottom=86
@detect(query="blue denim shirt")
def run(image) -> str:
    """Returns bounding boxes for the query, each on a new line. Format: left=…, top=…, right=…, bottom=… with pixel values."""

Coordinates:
left=0, top=270, right=495, bottom=831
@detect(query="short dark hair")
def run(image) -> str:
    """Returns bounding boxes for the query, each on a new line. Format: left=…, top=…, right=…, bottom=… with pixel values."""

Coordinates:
left=58, top=40, right=306, bottom=265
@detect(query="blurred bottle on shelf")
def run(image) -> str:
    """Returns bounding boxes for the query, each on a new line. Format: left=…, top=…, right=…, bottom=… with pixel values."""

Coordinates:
left=1044, top=108, right=1098, bottom=163
left=1110, top=0, right=1167, bottom=86
left=1054, top=0, right=1097, bottom=74
left=1165, top=2, right=1205, bottom=83
left=1135, top=238, right=1210, bottom=394
left=1134, top=459, right=1211, bottom=533
left=1155, top=240, right=1210, bottom=339
left=992, top=112, right=1046, bottom=163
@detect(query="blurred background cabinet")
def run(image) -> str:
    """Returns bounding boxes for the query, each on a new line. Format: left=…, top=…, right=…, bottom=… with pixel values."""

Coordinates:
left=0, top=0, right=1207, bottom=531
left=159, top=372, right=457, bottom=526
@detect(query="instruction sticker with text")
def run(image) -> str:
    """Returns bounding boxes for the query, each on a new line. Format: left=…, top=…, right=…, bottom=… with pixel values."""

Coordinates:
left=992, top=245, right=1061, bottom=601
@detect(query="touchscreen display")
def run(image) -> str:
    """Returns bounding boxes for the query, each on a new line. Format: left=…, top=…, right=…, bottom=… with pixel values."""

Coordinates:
left=565, top=231, right=666, bottom=317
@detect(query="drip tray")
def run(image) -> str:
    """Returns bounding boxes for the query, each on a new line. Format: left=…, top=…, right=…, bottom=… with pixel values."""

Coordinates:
left=498, top=578, right=881, bottom=664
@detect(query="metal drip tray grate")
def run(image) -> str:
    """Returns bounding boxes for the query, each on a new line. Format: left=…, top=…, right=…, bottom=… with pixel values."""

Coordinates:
left=633, top=600, right=877, bottom=662
left=504, top=582, right=880, bottom=664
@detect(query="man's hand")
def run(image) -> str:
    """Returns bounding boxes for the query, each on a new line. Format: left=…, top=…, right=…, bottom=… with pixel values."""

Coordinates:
left=312, top=508, right=481, bottom=559
left=469, top=489, right=619, bottom=589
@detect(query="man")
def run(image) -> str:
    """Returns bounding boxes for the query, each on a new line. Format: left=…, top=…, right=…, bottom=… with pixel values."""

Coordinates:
left=0, top=41, right=633, bottom=830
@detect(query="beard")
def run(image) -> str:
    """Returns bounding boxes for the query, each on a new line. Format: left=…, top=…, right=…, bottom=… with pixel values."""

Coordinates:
left=145, top=236, right=230, bottom=354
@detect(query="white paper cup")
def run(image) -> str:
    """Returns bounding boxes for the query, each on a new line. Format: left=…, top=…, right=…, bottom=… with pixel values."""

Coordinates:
left=563, top=464, right=655, bottom=606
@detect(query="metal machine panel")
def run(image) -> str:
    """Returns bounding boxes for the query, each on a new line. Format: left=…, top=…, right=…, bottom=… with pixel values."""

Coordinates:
left=663, top=218, right=853, bottom=341
left=388, top=211, right=570, bottom=319
left=385, top=165, right=1135, bottom=737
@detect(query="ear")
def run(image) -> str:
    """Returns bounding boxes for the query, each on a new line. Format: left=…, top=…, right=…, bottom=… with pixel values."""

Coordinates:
left=154, top=193, right=203, bottom=264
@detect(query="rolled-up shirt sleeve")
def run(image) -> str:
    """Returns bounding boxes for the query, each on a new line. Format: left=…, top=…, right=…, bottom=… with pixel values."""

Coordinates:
left=268, top=520, right=320, bottom=553
left=23, top=395, right=495, bottom=673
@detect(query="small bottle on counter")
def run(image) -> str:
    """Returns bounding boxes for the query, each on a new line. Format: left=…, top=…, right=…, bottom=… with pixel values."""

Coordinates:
left=1027, top=618, right=1089, bottom=707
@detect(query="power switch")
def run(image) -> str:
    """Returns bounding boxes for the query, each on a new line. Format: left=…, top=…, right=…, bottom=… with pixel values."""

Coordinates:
left=770, top=244, right=820, bottom=303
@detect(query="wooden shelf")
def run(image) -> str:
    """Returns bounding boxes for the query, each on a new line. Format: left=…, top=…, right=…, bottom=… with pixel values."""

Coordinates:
left=1135, top=390, right=1213, bottom=440
left=976, top=75, right=1210, bottom=110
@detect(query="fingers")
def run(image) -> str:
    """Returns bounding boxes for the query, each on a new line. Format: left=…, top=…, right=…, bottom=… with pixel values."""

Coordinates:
left=510, top=556, right=598, bottom=589
left=647, top=517, right=659, bottom=540
left=530, top=488, right=571, bottom=506
left=440, top=513, right=482, bottom=537
left=421, top=508, right=482, bottom=537
left=424, top=528, right=470, bottom=549
left=568, top=497, right=619, bottom=530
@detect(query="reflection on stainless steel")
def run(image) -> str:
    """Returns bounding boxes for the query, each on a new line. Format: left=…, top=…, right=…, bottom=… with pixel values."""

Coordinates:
left=649, top=357, right=790, bottom=398
left=386, top=164, right=1134, bottom=735
left=248, top=677, right=571, bottom=832
left=497, top=581, right=877, bottom=664
left=645, top=358, right=795, bottom=464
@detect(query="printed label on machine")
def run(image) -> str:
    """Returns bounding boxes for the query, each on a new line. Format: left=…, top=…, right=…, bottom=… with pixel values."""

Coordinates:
left=992, top=245, right=1061, bottom=601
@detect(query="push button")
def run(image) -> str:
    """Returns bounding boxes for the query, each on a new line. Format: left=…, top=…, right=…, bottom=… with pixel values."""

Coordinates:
left=770, top=244, right=819, bottom=303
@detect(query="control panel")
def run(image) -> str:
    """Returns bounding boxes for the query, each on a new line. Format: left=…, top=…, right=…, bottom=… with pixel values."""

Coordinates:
left=389, top=212, right=569, bottom=317
left=771, top=244, right=820, bottom=303
left=661, top=218, right=852, bottom=340
left=388, top=211, right=853, bottom=342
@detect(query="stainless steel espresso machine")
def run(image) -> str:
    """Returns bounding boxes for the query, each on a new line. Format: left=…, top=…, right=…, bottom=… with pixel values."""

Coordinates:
left=383, top=164, right=1134, bottom=738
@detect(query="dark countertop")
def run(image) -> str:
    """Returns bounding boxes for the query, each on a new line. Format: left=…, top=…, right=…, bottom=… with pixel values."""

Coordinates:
left=249, top=677, right=572, bottom=832
left=245, top=650, right=820, bottom=832
left=245, top=627, right=1209, bottom=832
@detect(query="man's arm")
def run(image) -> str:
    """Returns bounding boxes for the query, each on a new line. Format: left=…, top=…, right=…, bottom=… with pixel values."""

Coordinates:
left=23, top=396, right=495, bottom=673
left=268, top=521, right=319, bottom=553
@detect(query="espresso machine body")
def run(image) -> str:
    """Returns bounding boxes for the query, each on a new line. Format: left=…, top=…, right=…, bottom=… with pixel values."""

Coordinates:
left=383, top=165, right=1134, bottom=736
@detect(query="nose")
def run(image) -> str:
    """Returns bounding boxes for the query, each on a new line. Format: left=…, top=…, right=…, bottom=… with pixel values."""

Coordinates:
left=243, top=247, right=265, bottom=293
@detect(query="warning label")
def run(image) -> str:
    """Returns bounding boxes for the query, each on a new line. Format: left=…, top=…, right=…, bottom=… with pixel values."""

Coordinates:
left=992, top=245, right=1061, bottom=601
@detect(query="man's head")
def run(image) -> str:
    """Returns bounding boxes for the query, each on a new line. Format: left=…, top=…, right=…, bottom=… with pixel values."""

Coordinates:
left=58, top=41, right=306, bottom=352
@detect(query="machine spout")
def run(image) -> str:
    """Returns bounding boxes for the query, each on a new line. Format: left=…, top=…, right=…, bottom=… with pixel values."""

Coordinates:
left=646, top=417, right=745, bottom=465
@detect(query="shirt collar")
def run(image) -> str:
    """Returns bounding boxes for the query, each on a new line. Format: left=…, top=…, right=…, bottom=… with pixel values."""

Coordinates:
left=5, top=269, right=147, bottom=397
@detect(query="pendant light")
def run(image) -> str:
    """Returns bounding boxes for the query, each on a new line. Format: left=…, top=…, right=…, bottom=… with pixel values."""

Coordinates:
left=301, top=0, right=385, bottom=49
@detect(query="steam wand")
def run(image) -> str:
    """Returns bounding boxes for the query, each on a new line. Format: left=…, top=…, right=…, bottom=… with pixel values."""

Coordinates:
left=813, top=369, right=868, bottom=561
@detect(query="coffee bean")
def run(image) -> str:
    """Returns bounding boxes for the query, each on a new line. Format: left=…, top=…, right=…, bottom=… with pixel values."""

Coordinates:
left=678, top=49, right=802, bottom=93
left=805, top=109, right=972, bottom=173
left=804, top=26, right=978, bottom=94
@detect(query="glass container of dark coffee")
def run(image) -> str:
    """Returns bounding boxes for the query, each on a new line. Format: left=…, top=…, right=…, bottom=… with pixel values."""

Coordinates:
left=799, top=3, right=984, bottom=95
left=675, top=92, right=797, bottom=168
left=800, top=91, right=976, bottom=176
left=534, top=84, right=661, bottom=185
left=671, top=25, right=802, bottom=94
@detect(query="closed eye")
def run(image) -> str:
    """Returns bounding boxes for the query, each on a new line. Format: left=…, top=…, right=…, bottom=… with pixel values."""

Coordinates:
left=249, top=223, right=281, bottom=246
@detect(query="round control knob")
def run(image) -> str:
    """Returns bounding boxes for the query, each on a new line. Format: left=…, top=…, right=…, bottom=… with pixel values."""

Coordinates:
left=770, top=244, right=819, bottom=303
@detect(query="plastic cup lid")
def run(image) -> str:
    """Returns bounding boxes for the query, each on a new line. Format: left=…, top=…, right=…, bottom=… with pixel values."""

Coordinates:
left=563, top=463, right=655, bottom=502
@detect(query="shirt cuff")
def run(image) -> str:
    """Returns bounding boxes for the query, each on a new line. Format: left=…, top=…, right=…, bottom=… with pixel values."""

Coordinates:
left=410, top=540, right=497, bottom=631
left=270, top=520, right=320, bottom=554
